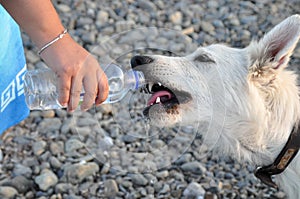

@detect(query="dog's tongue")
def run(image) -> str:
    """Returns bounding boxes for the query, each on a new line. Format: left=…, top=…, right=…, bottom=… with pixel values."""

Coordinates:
left=148, top=91, right=172, bottom=106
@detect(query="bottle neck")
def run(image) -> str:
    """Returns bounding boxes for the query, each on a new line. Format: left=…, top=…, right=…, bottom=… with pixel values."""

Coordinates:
left=125, top=70, right=146, bottom=90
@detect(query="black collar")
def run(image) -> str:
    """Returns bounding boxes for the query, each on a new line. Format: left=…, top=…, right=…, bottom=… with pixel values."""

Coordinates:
left=254, top=124, right=300, bottom=188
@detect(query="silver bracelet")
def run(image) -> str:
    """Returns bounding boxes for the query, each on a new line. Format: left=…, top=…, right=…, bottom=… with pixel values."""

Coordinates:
left=38, top=29, right=68, bottom=56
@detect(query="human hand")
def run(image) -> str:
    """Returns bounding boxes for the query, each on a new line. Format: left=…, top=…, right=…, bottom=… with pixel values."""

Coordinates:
left=39, top=35, right=109, bottom=112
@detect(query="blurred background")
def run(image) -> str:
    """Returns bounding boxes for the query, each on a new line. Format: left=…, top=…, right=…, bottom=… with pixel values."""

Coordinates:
left=1, top=0, right=299, bottom=198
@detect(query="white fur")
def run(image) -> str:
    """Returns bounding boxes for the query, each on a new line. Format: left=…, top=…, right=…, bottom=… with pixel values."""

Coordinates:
left=135, top=15, right=300, bottom=198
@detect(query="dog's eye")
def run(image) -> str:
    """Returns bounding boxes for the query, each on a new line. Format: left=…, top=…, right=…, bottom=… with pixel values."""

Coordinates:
left=194, top=54, right=215, bottom=63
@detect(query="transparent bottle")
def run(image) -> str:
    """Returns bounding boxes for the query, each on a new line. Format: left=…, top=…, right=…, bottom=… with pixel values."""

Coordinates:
left=24, top=64, right=146, bottom=110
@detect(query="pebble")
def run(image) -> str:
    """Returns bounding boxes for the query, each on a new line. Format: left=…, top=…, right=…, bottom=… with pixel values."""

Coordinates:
left=2, top=175, right=33, bottom=194
left=182, top=26, right=194, bottom=35
left=76, top=118, right=98, bottom=127
left=169, top=11, right=183, bottom=25
left=156, top=170, right=169, bottom=179
left=200, top=21, right=215, bottom=33
left=137, top=0, right=157, bottom=12
left=97, top=10, right=109, bottom=25
left=35, top=170, right=58, bottom=191
left=25, top=50, right=40, bottom=63
left=37, top=118, right=62, bottom=133
left=33, top=140, right=47, bottom=156
left=55, top=183, right=74, bottom=194
left=65, top=139, right=84, bottom=153
left=183, top=182, right=206, bottom=198
left=62, top=162, right=99, bottom=184
left=56, top=4, right=71, bottom=13
left=41, top=110, right=56, bottom=118
left=49, top=156, right=62, bottom=169
left=0, top=186, right=18, bottom=199
left=12, top=164, right=32, bottom=178
left=50, top=141, right=64, bottom=155
left=115, top=20, right=135, bottom=32
left=130, top=173, right=148, bottom=186
left=181, top=161, right=207, bottom=175
left=103, top=179, right=119, bottom=197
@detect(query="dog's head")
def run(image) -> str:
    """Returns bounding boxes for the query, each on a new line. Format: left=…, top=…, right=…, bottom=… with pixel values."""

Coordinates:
left=132, top=15, right=300, bottom=128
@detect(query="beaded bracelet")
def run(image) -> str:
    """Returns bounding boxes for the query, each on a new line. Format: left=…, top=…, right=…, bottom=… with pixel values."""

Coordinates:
left=38, top=29, right=68, bottom=56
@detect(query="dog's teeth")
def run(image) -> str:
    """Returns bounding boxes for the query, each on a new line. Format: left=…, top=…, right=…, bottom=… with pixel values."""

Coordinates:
left=158, top=82, right=162, bottom=86
left=156, top=97, right=161, bottom=103
left=148, top=83, right=154, bottom=92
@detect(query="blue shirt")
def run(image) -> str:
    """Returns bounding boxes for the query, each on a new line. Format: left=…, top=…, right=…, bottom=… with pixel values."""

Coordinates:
left=0, top=5, right=29, bottom=134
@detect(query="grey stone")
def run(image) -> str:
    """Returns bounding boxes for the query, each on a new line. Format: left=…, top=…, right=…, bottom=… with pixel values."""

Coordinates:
left=76, top=118, right=98, bottom=127
left=175, top=153, right=192, bottom=165
left=212, top=20, right=224, bottom=28
left=169, top=11, right=182, bottom=25
left=49, top=156, right=62, bottom=169
left=183, top=182, right=205, bottom=198
left=115, top=20, right=135, bottom=32
left=37, top=118, right=62, bottom=133
left=33, top=140, right=47, bottom=156
left=240, top=15, right=257, bottom=25
left=35, top=170, right=58, bottom=191
left=159, top=184, right=170, bottom=194
left=77, top=17, right=94, bottom=27
left=12, top=164, right=32, bottom=178
left=41, top=110, right=56, bottom=118
left=130, top=173, right=148, bottom=186
left=200, top=21, right=215, bottom=33
left=62, top=163, right=99, bottom=184
left=65, top=139, right=84, bottom=153
left=151, top=139, right=165, bottom=148
left=181, top=161, right=207, bottom=175
left=50, top=141, right=64, bottom=155
left=274, top=191, right=286, bottom=198
left=55, top=183, right=74, bottom=194
left=81, top=32, right=96, bottom=44
left=155, top=170, right=169, bottom=179
left=104, top=179, right=119, bottom=197
left=3, top=175, right=33, bottom=194
left=137, top=0, right=157, bottom=11
left=122, top=134, right=138, bottom=143
left=97, top=10, right=109, bottom=25
left=224, top=172, right=235, bottom=179
left=26, top=50, right=40, bottom=63
left=0, top=186, right=18, bottom=199
left=56, top=4, right=71, bottom=12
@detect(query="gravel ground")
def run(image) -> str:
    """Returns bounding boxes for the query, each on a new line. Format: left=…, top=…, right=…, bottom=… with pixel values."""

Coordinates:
left=1, top=0, right=300, bottom=199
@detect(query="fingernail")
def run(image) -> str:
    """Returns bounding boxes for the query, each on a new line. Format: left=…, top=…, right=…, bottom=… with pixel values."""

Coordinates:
left=61, top=103, right=68, bottom=108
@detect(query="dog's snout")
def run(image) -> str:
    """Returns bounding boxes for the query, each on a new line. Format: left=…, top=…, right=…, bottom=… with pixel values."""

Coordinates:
left=131, top=56, right=153, bottom=68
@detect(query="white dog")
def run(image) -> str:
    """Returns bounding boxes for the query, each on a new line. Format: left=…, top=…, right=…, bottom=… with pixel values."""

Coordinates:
left=131, top=15, right=300, bottom=198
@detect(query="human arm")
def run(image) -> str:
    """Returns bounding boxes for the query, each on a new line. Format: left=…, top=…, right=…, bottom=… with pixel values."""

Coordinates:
left=0, top=0, right=109, bottom=112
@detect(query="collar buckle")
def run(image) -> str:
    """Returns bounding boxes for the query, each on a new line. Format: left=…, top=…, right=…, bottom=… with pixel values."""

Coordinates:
left=254, top=125, right=300, bottom=188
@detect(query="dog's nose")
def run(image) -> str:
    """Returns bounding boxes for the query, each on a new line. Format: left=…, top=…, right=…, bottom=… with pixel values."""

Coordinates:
left=131, top=55, right=153, bottom=68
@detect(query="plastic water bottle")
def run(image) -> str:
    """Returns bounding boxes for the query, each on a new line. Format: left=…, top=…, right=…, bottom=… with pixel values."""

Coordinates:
left=24, top=64, right=146, bottom=110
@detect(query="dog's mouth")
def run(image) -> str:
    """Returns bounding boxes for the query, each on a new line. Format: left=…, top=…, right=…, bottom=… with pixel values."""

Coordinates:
left=141, top=82, right=192, bottom=117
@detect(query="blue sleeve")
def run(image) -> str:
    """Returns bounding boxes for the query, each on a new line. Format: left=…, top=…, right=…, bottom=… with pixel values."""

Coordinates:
left=0, top=5, right=30, bottom=134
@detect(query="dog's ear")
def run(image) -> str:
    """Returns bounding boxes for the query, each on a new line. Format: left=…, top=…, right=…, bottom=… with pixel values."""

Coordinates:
left=249, top=14, right=300, bottom=69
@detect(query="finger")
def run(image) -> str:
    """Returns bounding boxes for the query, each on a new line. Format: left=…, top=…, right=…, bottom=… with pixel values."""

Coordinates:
left=56, top=73, right=71, bottom=107
left=68, top=75, right=82, bottom=112
left=95, top=69, right=109, bottom=105
left=81, top=75, right=97, bottom=111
